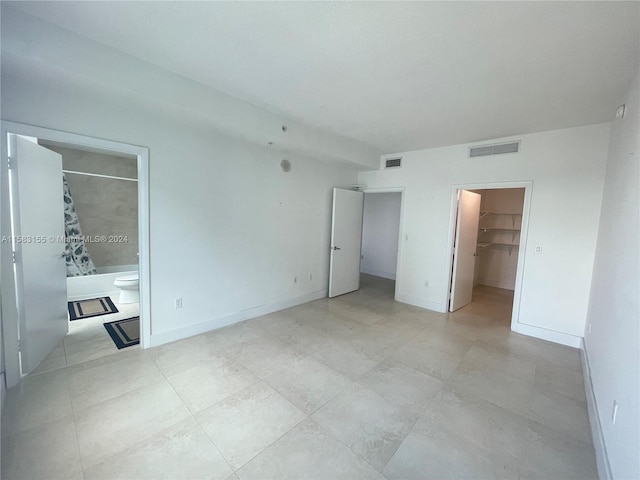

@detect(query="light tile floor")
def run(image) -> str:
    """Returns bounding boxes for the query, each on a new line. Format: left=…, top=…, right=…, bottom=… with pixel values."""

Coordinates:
left=1, top=275, right=597, bottom=479
left=31, top=296, right=140, bottom=376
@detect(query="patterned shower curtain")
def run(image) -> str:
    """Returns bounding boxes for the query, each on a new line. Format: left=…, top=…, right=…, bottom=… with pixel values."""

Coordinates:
left=63, top=174, right=97, bottom=276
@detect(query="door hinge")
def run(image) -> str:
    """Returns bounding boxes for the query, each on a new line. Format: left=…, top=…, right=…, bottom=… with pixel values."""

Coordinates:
left=18, top=339, right=23, bottom=352
left=7, top=156, right=15, bottom=170
left=12, top=251, right=19, bottom=263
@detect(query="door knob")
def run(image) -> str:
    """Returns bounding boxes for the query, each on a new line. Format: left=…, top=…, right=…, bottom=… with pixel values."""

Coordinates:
left=332, top=246, right=341, bottom=251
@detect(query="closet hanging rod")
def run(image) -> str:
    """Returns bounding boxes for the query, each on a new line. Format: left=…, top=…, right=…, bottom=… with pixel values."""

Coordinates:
left=62, top=170, right=137, bottom=182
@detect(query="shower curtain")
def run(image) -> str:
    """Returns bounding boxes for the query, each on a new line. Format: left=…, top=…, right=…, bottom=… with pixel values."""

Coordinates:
left=63, top=174, right=97, bottom=276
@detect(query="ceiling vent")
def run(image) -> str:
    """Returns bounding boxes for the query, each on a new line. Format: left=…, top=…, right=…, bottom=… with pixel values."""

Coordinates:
left=469, top=141, right=520, bottom=158
left=385, top=157, right=402, bottom=169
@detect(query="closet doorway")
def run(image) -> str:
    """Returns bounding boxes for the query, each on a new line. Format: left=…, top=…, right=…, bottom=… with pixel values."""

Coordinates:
left=448, top=182, right=531, bottom=331
left=360, top=189, right=404, bottom=299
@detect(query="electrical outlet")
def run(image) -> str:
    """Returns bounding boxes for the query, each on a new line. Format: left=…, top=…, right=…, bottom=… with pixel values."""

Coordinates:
left=612, top=400, right=618, bottom=424
left=535, top=245, right=542, bottom=254
left=309, top=272, right=313, bottom=281
left=293, top=276, right=297, bottom=283
left=424, top=281, right=429, bottom=287
left=174, top=297, right=182, bottom=309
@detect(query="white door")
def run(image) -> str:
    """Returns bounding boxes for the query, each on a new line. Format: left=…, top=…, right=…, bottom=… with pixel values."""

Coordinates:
left=10, top=135, right=68, bottom=374
left=328, top=188, right=364, bottom=298
left=449, top=190, right=481, bottom=311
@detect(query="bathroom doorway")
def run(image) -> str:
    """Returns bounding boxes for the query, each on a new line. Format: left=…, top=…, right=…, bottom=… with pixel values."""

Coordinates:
left=1, top=121, right=150, bottom=387
left=41, top=141, right=141, bottom=368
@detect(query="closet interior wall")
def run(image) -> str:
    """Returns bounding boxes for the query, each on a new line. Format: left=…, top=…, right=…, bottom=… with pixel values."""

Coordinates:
left=473, top=188, right=525, bottom=290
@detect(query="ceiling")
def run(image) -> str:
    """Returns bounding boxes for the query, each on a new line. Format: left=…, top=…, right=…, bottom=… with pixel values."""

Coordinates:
left=6, top=1, right=640, bottom=154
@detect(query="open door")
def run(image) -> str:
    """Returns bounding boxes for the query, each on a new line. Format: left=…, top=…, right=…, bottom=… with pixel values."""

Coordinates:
left=449, top=190, right=481, bottom=311
left=328, top=188, right=364, bottom=298
left=9, top=135, right=68, bottom=374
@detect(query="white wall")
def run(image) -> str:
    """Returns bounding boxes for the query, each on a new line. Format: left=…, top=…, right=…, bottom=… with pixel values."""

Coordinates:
left=361, top=192, right=401, bottom=280
left=476, top=188, right=524, bottom=290
left=1, top=52, right=360, bottom=347
left=359, top=124, right=609, bottom=344
left=584, top=70, right=639, bottom=480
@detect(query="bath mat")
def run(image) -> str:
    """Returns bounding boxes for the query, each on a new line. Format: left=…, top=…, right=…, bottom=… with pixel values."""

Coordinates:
left=104, top=317, right=140, bottom=349
left=68, top=297, right=118, bottom=321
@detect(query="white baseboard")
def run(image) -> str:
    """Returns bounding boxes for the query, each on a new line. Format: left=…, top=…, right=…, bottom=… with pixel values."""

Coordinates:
left=581, top=340, right=612, bottom=480
left=513, top=322, right=582, bottom=348
left=360, top=268, right=396, bottom=280
left=149, top=289, right=328, bottom=348
left=1, top=372, right=6, bottom=413
left=395, top=293, right=446, bottom=313
left=477, top=278, right=515, bottom=291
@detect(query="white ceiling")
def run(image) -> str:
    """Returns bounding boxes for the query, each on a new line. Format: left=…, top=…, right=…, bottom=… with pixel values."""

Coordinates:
left=7, top=1, right=640, bottom=154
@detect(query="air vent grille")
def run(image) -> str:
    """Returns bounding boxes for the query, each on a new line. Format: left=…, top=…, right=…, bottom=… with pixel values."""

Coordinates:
left=385, top=157, right=402, bottom=168
left=469, top=141, right=520, bottom=158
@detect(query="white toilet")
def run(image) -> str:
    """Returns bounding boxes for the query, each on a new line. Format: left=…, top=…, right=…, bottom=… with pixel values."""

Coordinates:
left=114, top=273, right=139, bottom=304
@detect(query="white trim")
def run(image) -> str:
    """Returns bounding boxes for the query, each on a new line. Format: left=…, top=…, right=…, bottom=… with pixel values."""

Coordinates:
left=149, top=289, right=328, bottom=348
left=581, top=339, right=613, bottom=480
left=445, top=181, right=533, bottom=336
left=396, top=293, right=446, bottom=314
left=512, top=322, right=582, bottom=348
left=0, top=121, right=151, bottom=387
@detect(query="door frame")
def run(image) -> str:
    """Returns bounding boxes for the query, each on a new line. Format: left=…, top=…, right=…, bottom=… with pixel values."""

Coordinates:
left=1, top=121, right=151, bottom=388
left=445, top=181, right=533, bottom=332
left=362, top=187, right=405, bottom=301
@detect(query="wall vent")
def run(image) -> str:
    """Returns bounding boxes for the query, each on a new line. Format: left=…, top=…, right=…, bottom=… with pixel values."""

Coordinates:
left=469, top=141, right=520, bottom=158
left=385, top=157, right=402, bottom=168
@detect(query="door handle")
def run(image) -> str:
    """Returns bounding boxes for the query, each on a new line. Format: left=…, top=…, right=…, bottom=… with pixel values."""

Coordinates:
left=332, top=246, right=341, bottom=251
left=473, top=252, right=478, bottom=257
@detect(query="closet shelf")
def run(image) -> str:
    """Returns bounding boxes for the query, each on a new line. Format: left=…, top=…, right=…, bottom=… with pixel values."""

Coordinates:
left=476, top=242, right=519, bottom=248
